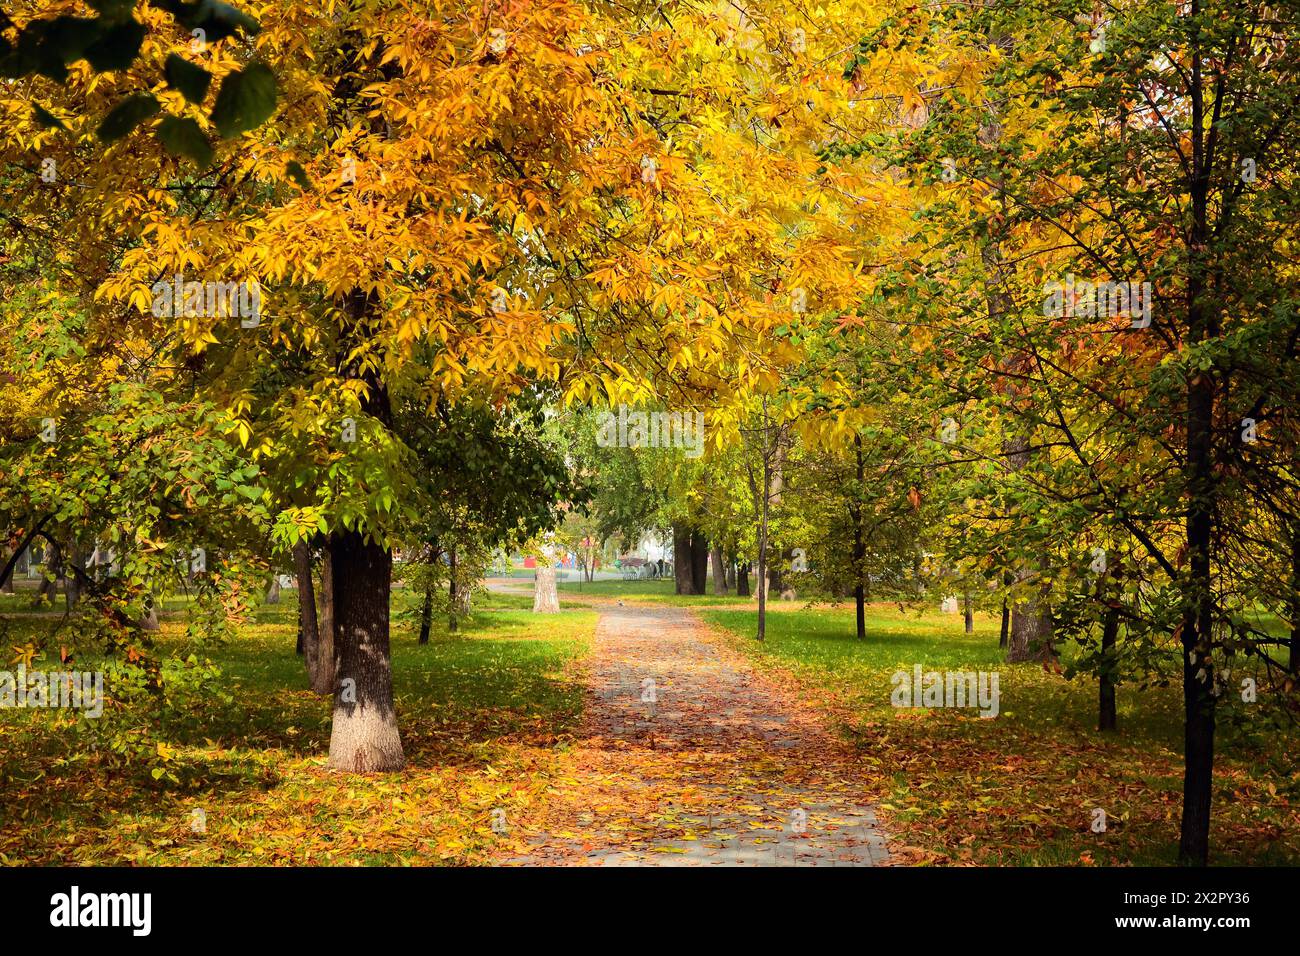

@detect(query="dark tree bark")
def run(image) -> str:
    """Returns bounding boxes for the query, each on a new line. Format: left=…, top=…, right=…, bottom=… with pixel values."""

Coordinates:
left=417, top=584, right=434, bottom=645
left=1291, top=524, right=1300, bottom=677
left=672, top=523, right=696, bottom=595
left=724, top=555, right=736, bottom=591
left=963, top=591, right=974, bottom=634
left=448, top=543, right=459, bottom=633
left=999, top=596, right=1010, bottom=649
left=326, top=529, right=404, bottom=772
left=1099, top=605, right=1119, bottom=732
left=294, top=540, right=318, bottom=664
left=736, top=560, right=750, bottom=597
left=690, top=530, right=709, bottom=595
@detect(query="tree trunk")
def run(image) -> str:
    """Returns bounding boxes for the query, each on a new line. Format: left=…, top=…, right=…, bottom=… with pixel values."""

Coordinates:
left=725, top=556, right=736, bottom=591
left=1291, top=523, right=1300, bottom=677
left=294, top=540, right=319, bottom=669
left=448, top=543, right=459, bottom=633
left=963, top=590, right=974, bottom=634
left=311, top=543, right=336, bottom=696
left=690, top=531, right=709, bottom=594
left=1099, top=605, right=1119, bottom=732
left=265, top=574, right=281, bottom=604
left=326, top=530, right=404, bottom=772
left=139, top=598, right=160, bottom=632
left=672, top=524, right=695, bottom=595
left=1007, top=589, right=1054, bottom=662
left=64, top=542, right=82, bottom=611
left=533, top=563, right=559, bottom=613
left=736, top=560, right=750, bottom=597
left=710, top=546, right=727, bottom=594
left=0, top=548, right=13, bottom=593
left=417, top=584, right=434, bottom=644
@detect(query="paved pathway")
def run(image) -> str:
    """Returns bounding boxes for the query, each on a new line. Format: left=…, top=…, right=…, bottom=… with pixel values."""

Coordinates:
left=506, top=600, right=890, bottom=866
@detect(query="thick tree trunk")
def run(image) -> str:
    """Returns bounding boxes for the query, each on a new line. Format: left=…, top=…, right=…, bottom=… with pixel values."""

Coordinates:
left=533, top=563, right=559, bottom=613
left=1007, top=589, right=1054, bottom=662
left=1099, top=606, right=1119, bottom=732
left=139, top=597, right=160, bottom=632
left=326, top=530, right=404, bottom=772
left=725, top=556, right=736, bottom=591
left=690, top=531, right=709, bottom=594
left=311, top=544, right=336, bottom=696
left=710, top=546, right=727, bottom=594
left=672, top=524, right=695, bottom=595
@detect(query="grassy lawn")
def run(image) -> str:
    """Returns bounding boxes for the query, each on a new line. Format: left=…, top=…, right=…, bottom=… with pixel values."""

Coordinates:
left=702, top=603, right=1300, bottom=866
left=557, top=576, right=752, bottom=606
left=0, top=588, right=596, bottom=865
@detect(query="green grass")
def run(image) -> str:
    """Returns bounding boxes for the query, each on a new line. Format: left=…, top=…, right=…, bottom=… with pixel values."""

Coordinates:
left=556, top=576, right=752, bottom=606
left=0, top=587, right=597, bottom=865
left=703, top=604, right=1299, bottom=866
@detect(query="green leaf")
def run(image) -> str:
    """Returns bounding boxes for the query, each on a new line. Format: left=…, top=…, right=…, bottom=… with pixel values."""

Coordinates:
left=83, top=19, right=146, bottom=72
left=32, top=104, right=67, bottom=130
left=96, top=93, right=160, bottom=142
left=210, top=62, right=276, bottom=138
left=157, top=115, right=214, bottom=166
left=164, top=54, right=212, bottom=104
left=285, top=160, right=314, bottom=191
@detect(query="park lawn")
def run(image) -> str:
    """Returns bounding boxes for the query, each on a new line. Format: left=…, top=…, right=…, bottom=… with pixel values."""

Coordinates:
left=0, top=589, right=596, bottom=865
left=702, top=604, right=1300, bottom=866
left=558, top=576, right=752, bottom=607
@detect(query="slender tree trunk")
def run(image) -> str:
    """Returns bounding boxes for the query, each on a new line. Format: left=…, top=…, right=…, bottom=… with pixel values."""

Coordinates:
left=448, top=543, right=459, bottom=633
left=756, top=458, right=770, bottom=642
left=294, top=540, right=319, bottom=667
left=964, top=590, right=974, bottom=634
left=326, top=530, right=404, bottom=772
left=533, top=563, right=559, bottom=613
left=0, top=548, right=13, bottom=593
left=64, top=542, right=82, bottom=611
left=999, top=596, right=1010, bottom=648
left=725, top=556, right=736, bottom=591
left=1178, top=56, right=1217, bottom=864
left=1290, top=524, right=1300, bottom=677
left=1099, top=605, right=1119, bottom=732
left=710, top=546, right=727, bottom=595
left=311, top=543, right=336, bottom=696
left=736, top=560, right=750, bottom=597
left=417, top=584, right=434, bottom=645
left=265, top=574, right=281, bottom=604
